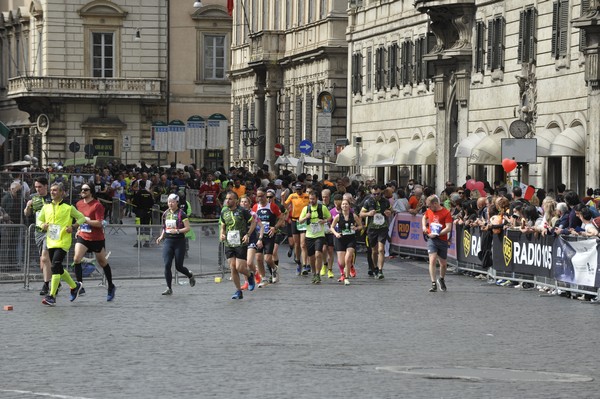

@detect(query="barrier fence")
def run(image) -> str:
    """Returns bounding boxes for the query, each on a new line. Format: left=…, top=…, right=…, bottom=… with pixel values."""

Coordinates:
left=390, top=212, right=600, bottom=298
left=1, top=222, right=226, bottom=290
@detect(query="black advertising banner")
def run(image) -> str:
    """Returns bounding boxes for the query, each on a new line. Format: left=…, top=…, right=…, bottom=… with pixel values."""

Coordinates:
left=456, top=225, right=483, bottom=265
left=491, top=229, right=553, bottom=278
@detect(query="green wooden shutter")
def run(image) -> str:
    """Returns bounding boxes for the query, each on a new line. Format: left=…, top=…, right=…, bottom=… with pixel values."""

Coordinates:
left=558, top=0, right=569, bottom=57
left=487, top=18, right=494, bottom=70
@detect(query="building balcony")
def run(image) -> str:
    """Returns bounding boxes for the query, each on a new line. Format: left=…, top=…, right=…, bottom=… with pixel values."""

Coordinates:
left=248, top=31, right=286, bottom=66
left=6, top=76, right=165, bottom=101
left=414, top=0, right=475, bottom=10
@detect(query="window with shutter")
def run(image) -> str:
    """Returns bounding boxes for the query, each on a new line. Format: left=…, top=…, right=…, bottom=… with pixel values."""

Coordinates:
left=495, top=17, right=505, bottom=70
left=400, top=40, right=413, bottom=86
left=518, top=8, right=538, bottom=65
left=580, top=0, right=590, bottom=51
left=486, top=19, right=493, bottom=70
left=388, top=43, right=398, bottom=88
left=367, top=48, right=372, bottom=91
left=475, top=21, right=485, bottom=72
left=552, top=0, right=570, bottom=59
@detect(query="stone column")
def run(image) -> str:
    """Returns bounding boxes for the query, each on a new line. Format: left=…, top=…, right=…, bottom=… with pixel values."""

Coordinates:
left=264, top=89, right=277, bottom=172
left=432, top=70, right=449, bottom=192
left=455, top=63, right=471, bottom=185
left=254, top=88, right=265, bottom=168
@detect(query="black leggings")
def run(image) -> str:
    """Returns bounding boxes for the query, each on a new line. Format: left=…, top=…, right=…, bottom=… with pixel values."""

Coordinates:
left=163, top=237, right=192, bottom=289
left=48, top=248, right=67, bottom=275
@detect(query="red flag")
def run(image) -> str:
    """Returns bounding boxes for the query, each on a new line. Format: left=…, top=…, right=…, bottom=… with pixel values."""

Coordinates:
left=227, top=0, right=234, bottom=16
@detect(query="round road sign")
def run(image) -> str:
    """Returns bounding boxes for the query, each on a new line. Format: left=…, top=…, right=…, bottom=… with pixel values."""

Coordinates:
left=69, top=141, right=80, bottom=153
left=274, top=143, right=285, bottom=157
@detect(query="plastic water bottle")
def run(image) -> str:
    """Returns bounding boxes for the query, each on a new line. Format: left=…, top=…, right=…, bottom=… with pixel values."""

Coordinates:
left=102, top=220, right=108, bottom=229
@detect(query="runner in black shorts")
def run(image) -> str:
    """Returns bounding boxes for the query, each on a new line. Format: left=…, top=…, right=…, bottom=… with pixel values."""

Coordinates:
left=253, top=188, right=285, bottom=286
left=331, top=199, right=363, bottom=285
left=360, top=185, right=393, bottom=280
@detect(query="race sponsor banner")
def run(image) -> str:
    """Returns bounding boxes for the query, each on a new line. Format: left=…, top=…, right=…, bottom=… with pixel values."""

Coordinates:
left=491, top=229, right=553, bottom=278
left=554, top=236, right=600, bottom=287
left=456, top=225, right=482, bottom=265
left=390, top=213, right=456, bottom=259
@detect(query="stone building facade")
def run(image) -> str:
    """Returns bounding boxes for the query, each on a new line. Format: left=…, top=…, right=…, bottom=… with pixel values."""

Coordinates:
left=229, top=0, right=348, bottom=174
left=347, top=0, right=593, bottom=194
left=0, top=0, right=231, bottom=169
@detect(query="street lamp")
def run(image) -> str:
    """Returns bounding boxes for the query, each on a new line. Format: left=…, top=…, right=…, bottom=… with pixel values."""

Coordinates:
left=193, top=0, right=203, bottom=8
left=241, top=124, right=264, bottom=146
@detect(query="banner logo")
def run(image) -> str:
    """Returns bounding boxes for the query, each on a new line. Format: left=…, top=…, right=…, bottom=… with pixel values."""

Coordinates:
left=463, top=230, right=471, bottom=258
left=397, top=221, right=410, bottom=240
left=503, top=236, right=513, bottom=267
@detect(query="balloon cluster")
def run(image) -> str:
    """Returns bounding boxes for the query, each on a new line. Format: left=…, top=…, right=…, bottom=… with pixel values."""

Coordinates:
left=502, top=158, right=517, bottom=173
left=465, top=179, right=486, bottom=197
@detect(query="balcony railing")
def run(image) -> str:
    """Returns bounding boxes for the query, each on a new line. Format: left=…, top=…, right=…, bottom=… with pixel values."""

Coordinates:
left=7, top=76, right=165, bottom=101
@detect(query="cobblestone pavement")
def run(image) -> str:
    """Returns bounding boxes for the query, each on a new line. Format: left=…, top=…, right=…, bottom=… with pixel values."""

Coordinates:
left=1, top=255, right=599, bottom=399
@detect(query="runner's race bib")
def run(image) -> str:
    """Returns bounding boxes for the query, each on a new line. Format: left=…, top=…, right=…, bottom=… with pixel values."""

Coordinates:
left=161, top=194, right=169, bottom=203
left=165, top=219, right=177, bottom=233
left=310, top=223, right=323, bottom=235
left=227, top=230, right=241, bottom=246
left=49, top=224, right=61, bottom=240
left=373, top=213, right=385, bottom=226
left=296, top=221, right=307, bottom=231
left=80, top=223, right=92, bottom=233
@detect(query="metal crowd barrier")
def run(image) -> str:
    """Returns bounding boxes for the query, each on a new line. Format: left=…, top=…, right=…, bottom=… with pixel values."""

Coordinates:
left=1, top=222, right=227, bottom=289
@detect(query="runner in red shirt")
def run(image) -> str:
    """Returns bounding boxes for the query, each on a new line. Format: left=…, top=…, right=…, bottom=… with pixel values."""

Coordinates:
left=422, top=195, right=453, bottom=292
left=198, top=173, right=221, bottom=218
left=73, top=183, right=116, bottom=301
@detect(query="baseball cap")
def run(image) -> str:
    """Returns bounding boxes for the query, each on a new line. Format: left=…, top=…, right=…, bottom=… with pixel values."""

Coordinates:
left=266, top=189, right=276, bottom=195
left=294, top=182, right=303, bottom=190
left=168, top=193, right=179, bottom=202
left=274, top=179, right=283, bottom=186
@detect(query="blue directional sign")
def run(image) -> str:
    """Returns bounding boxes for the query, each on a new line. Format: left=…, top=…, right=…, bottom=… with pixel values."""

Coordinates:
left=299, top=139, right=313, bottom=155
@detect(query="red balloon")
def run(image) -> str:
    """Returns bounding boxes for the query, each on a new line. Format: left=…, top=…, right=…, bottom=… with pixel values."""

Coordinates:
left=502, top=158, right=517, bottom=173
left=466, top=179, right=476, bottom=190
left=474, top=181, right=484, bottom=192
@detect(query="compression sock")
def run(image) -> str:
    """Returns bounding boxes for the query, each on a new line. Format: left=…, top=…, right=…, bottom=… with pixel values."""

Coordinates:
left=74, top=262, right=83, bottom=282
left=103, top=264, right=113, bottom=287
left=50, top=274, right=61, bottom=296
left=60, top=270, right=77, bottom=288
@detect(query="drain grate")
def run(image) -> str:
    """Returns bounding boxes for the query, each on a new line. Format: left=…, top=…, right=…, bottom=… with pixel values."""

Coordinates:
left=377, top=366, right=594, bottom=382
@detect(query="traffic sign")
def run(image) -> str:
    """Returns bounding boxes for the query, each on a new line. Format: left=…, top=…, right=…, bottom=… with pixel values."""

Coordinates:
left=299, top=139, right=313, bottom=155
left=69, top=141, right=80, bottom=153
left=274, top=143, right=285, bottom=157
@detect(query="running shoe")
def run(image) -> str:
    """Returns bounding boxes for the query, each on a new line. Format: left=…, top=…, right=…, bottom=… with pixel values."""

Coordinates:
left=350, top=265, right=357, bottom=278
left=189, top=273, right=196, bottom=287
left=255, top=273, right=262, bottom=285
left=368, top=270, right=374, bottom=277
left=271, top=267, right=278, bottom=283
left=320, top=265, right=327, bottom=276
left=377, top=272, right=384, bottom=280
left=315, top=274, right=321, bottom=284
left=296, top=265, right=302, bottom=276
left=247, top=273, right=256, bottom=291
left=437, top=277, right=447, bottom=292
left=337, top=275, right=345, bottom=283
left=240, top=281, right=249, bottom=291
left=69, top=282, right=83, bottom=302
left=79, top=286, right=86, bottom=296
left=302, top=265, right=310, bottom=276
left=39, top=284, right=49, bottom=296
left=327, top=269, right=334, bottom=279
left=42, top=295, right=56, bottom=306
left=429, top=282, right=437, bottom=292
left=231, top=290, right=243, bottom=299
left=162, top=288, right=173, bottom=295
left=258, top=280, right=268, bottom=288
left=344, top=278, right=350, bottom=286
left=107, top=285, right=116, bottom=302
left=311, top=274, right=318, bottom=284
left=287, top=248, right=293, bottom=258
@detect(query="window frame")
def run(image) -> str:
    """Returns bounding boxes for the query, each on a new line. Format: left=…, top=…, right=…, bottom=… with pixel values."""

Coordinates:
left=552, top=0, right=570, bottom=59
left=486, top=16, right=505, bottom=72
left=91, top=31, right=115, bottom=78
left=518, top=7, right=538, bottom=65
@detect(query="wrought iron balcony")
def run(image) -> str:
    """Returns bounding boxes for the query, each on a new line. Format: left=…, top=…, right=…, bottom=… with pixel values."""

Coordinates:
left=6, top=76, right=165, bottom=101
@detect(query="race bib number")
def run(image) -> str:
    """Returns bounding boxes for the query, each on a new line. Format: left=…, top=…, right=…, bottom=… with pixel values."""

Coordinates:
left=49, top=224, right=61, bottom=240
left=342, top=228, right=354, bottom=236
left=161, top=194, right=168, bottom=203
left=373, top=213, right=385, bottom=226
left=430, top=222, right=442, bottom=236
left=165, top=219, right=177, bottom=233
left=205, top=194, right=214, bottom=204
left=227, top=230, right=241, bottom=246
left=296, top=222, right=307, bottom=231
left=80, top=223, right=92, bottom=233
left=262, top=221, right=270, bottom=233
left=310, top=223, right=323, bottom=234
left=95, top=185, right=102, bottom=192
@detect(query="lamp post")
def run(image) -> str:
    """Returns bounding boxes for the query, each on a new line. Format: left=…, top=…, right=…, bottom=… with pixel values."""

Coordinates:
left=240, top=124, right=265, bottom=147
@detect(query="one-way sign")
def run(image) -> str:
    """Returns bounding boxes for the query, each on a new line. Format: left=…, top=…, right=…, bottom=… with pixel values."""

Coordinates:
left=299, top=139, right=313, bottom=155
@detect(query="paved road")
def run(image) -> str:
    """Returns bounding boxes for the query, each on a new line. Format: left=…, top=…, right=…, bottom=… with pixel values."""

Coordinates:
left=1, top=254, right=599, bottom=399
